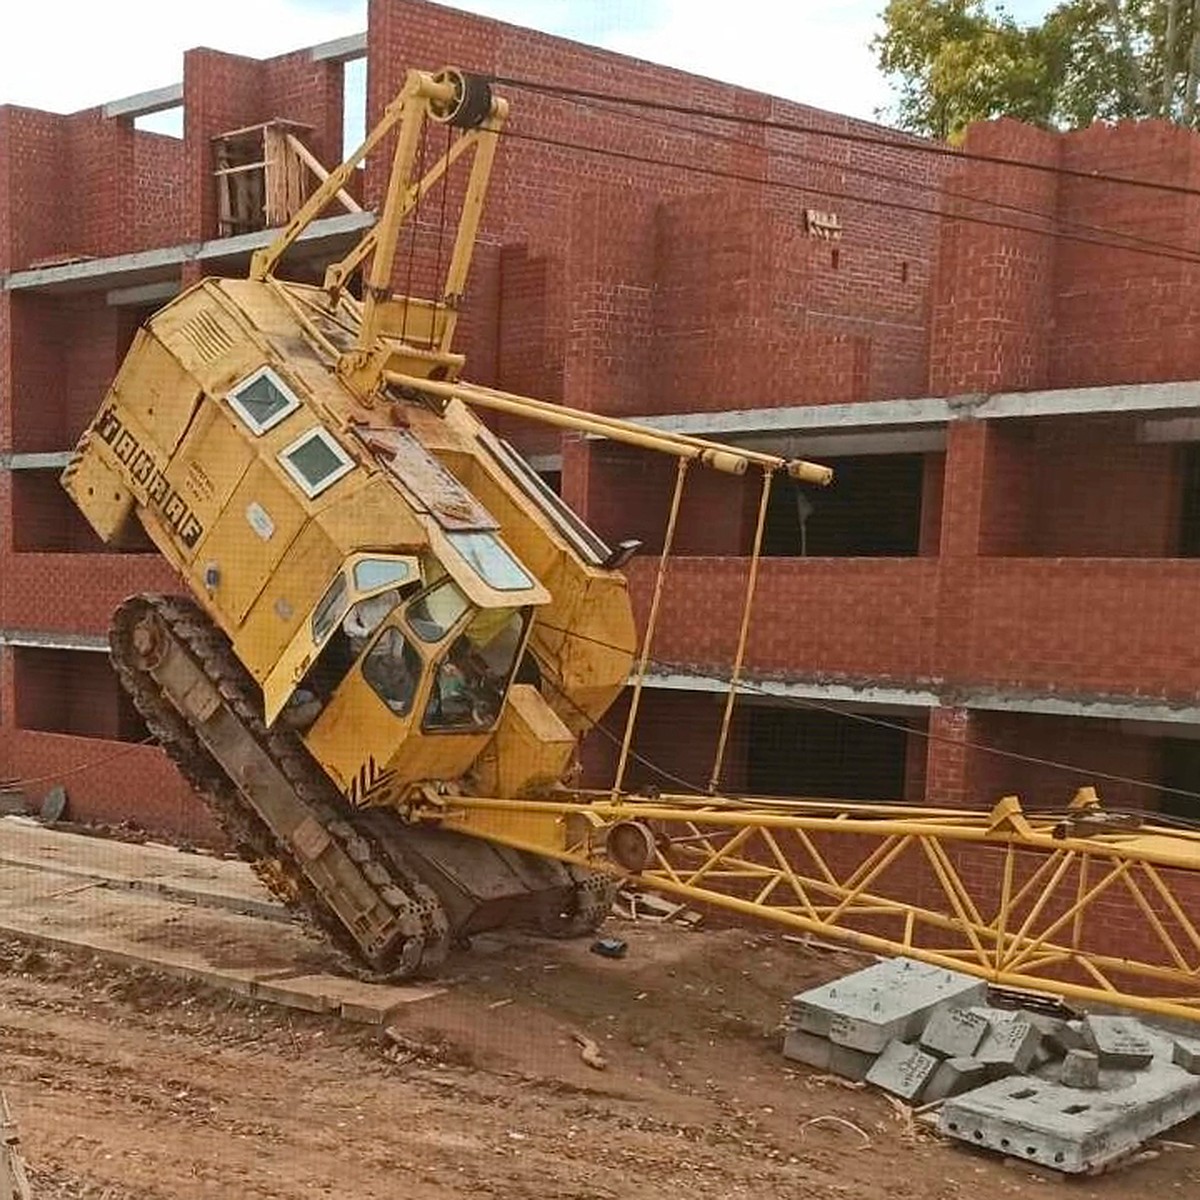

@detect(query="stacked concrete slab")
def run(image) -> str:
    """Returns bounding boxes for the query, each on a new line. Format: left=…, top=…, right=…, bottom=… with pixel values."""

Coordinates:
left=783, top=957, right=1200, bottom=1174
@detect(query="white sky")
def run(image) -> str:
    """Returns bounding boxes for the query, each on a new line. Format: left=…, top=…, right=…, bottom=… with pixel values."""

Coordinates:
left=0, top=0, right=1057, bottom=130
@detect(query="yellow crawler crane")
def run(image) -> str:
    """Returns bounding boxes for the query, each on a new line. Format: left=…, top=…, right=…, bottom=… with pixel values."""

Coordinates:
left=63, top=67, right=1200, bottom=1023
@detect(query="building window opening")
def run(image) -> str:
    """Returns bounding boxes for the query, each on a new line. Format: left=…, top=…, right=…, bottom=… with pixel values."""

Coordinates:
left=745, top=704, right=912, bottom=799
left=14, top=648, right=148, bottom=742
left=1160, top=736, right=1200, bottom=819
left=12, top=470, right=154, bottom=553
left=1179, top=445, right=1200, bottom=558
left=762, top=454, right=924, bottom=557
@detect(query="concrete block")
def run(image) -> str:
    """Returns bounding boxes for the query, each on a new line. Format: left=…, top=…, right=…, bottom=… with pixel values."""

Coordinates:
left=1172, top=1037, right=1200, bottom=1075
left=829, top=1043, right=876, bottom=1083
left=1026, top=1013, right=1081, bottom=1056
left=790, top=957, right=985, bottom=1053
left=924, top=1056, right=991, bottom=1103
left=975, top=1014, right=1041, bottom=1074
left=937, top=1063, right=1200, bottom=1173
left=0, top=793, right=27, bottom=816
left=1060, top=1049, right=1100, bottom=1090
left=920, top=1007, right=989, bottom=1059
left=1083, top=1015, right=1154, bottom=1070
left=865, top=1040, right=940, bottom=1102
left=782, top=1029, right=833, bottom=1071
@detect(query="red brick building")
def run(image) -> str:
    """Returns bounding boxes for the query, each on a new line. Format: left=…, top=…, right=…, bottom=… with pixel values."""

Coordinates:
left=3, top=0, right=1200, bottom=842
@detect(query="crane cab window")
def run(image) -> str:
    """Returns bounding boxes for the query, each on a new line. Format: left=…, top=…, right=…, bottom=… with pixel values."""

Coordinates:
left=354, top=557, right=415, bottom=591
left=227, top=366, right=301, bottom=434
left=363, top=627, right=422, bottom=717
left=446, top=530, right=532, bottom=591
left=312, top=572, right=349, bottom=643
left=424, top=607, right=528, bottom=732
left=407, top=579, right=471, bottom=643
left=278, top=428, right=355, bottom=497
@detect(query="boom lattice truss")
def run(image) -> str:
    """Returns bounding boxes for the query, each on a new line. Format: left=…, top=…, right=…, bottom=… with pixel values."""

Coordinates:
left=405, top=788, right=1200, bottom=1023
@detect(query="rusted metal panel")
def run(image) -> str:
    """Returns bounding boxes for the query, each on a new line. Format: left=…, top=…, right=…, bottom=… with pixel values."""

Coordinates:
left=356, top=427, right=497, bottom=531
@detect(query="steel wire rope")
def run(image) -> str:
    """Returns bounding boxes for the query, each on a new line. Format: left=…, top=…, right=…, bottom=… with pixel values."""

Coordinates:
left=429, top=121, right=452, bottom=351
left=0, top=737, right=155, bottom=793
left=527, top=620, right=1200, bottom=807
left=494, top=124, right=1200, bottom=270
left=489, top=74, right=1200, bottom=201
left=499, top=83, right=1200, bottom=268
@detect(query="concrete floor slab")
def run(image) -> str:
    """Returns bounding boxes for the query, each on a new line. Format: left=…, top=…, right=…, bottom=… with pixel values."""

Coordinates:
left=938, top=1063, right=1200, bottom=1173
left=0, top=816, right=283, bottom=920
left=0, top=823, right=441, bottom=1022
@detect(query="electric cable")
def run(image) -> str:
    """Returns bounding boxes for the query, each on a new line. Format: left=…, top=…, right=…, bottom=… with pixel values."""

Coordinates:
left=490, top=74, right=1200, bottom=201
left=0, top=737, right=154, bottom=793
left=531, top=619, right=1200, bottom=804
left=507, top=83, right=1200, bottom=268
left=497, top=125, right=1200, bottom=270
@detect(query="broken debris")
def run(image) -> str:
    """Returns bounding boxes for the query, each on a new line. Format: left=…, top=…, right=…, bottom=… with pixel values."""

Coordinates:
left=781, top=955, right=1200, bottom=1174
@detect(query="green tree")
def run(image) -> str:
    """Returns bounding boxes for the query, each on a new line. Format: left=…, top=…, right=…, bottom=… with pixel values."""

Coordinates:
left=875, top=0, right=1200, bottom=138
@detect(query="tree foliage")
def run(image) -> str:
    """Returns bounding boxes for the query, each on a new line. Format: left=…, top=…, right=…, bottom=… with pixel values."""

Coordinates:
left=875, top=0, right=1200, bottom=138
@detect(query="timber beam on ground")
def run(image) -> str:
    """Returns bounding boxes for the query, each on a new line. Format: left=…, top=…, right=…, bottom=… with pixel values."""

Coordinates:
left=403, top=789, right=1200, bottom=1024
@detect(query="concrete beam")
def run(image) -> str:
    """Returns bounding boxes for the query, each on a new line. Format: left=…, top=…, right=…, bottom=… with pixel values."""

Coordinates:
left=627, top=379, right=1200, bottom=441
left=632, top=398, right=951, bottom=438
left=974, top=379, right=1200, bottom=420
left=3, top=243, right=191, bottom=294
left=2, top=211, right=375, bottom=295
left=106, top=281, right=181, bottom=308
left=194, top=209, right=373, bottom=267
left=0, top=630, right=107, bottom=652
left=640, top=672, right=1200, bottom=728
left=639, top=670, right=939, bottom=714
left=526, top=454, right=563, bottom=474
left=310, top=32, right=367, bottom=61
left=737, top=429, right=947, bottom=458
left=102, top=82, right=183, bottom=120
left=961, top=689, right=1200, bottom=727
left=0, top=452, right=72, bottom=471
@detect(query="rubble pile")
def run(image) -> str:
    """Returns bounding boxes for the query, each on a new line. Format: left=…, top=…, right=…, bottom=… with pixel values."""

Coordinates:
left=783, top=957, right=1200, bottom=1173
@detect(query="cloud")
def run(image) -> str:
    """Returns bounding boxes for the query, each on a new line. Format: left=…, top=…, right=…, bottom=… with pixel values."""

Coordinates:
left=0, top=0, right=368, bottom=113
left=599, top=0, right=892, bottom=120
left=1, top=0, right=904, bottom=124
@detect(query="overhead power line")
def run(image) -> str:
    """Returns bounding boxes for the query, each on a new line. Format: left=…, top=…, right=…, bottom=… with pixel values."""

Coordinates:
left=489, top=74, right=1200, bottom=201
left=511, top=83, right=1200, bottom=269
left=531, top=621, right=1200, bottom=805
left=497, top=125, right=1200, bottom=270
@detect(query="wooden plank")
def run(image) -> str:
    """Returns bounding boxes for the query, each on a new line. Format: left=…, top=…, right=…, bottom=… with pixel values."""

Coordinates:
left=286, top=132, right=362, bottom=213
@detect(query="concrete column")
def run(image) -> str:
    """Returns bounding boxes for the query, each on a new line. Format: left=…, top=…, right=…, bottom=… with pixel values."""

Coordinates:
left=923, top=706, right=981, bottom=808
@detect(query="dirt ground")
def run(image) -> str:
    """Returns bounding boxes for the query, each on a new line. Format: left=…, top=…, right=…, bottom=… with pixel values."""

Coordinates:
left=2, top=920, right=1199, bottom=1200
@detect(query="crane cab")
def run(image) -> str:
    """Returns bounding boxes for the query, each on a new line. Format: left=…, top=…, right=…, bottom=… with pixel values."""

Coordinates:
left=284, top=533, right=555, bottom=805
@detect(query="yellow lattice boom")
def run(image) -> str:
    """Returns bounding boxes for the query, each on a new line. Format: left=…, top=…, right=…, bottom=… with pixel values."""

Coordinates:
left=403, top=786, right=1200, bottom=1023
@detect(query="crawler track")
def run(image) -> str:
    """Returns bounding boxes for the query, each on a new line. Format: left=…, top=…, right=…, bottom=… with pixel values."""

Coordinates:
left=110, top=595, right=450, bottom=980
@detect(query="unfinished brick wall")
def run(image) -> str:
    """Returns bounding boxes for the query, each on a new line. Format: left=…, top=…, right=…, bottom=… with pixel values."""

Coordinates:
left=366, top=0, right=948, bottom=415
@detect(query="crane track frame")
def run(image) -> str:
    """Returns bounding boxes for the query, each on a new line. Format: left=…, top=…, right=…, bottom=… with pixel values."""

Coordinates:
left=110, top=593, right=451, bottom=979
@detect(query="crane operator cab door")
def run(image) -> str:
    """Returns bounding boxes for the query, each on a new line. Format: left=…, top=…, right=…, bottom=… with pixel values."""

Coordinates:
left=300, top=574, right=538, bottom=806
